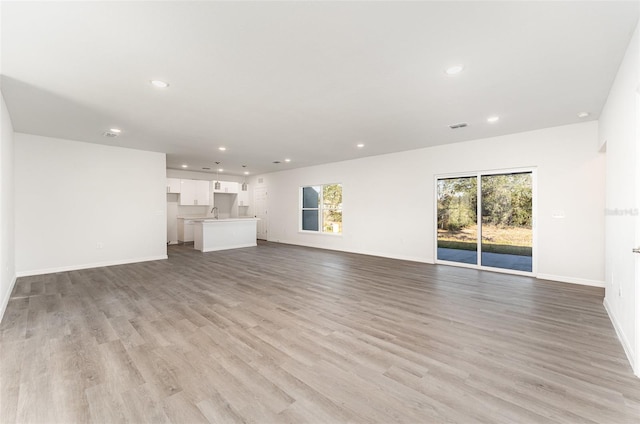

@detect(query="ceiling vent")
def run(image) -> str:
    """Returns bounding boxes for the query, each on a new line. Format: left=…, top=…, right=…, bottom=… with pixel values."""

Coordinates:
left=449, top=122, right=468, bottom=129
left=102, top=131, right=119, bottom=137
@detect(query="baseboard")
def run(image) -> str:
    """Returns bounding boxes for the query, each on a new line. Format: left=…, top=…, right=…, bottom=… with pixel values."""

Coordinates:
left=270, top=239, right=430, bottom=264
left=352, top=249, right=430, bottom=264
left=603, top=297, right=637, bottom=375
left=0, top=273, right=17, bottom=323
left=536, top=273, right=605, bottom=288
left=15, top=255, right=168, bottom=278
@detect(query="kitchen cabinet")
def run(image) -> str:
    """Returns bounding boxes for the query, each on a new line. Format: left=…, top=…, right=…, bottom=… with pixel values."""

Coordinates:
left=167, top=178, right=181, bottom=193
left=179, top=179, right=210, bottom=206
left=213, top=181, right=238, bottom=194
left=177, top=218, right=195, bottom=242
left=237, top=185, right=250, bottom=206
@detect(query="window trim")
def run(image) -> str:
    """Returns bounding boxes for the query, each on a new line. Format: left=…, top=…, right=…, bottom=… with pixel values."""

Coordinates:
left=299, top=183, right=343, bottom=235
left=434, top=167, right=537, bottom=277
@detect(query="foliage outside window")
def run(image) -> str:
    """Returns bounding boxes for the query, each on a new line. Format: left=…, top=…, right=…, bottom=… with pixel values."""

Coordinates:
left=301, top=184, right=342, bottom=234
left=436, top=172, right=533, bottom=262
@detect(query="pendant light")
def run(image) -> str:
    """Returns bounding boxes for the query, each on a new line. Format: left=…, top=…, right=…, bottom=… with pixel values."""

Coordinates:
left=214, top=162, right=221, bottom=190
left=241, top=165, right=248, bottom=191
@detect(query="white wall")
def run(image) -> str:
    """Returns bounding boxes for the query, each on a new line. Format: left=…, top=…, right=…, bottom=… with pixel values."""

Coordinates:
left=166, top=168, right=242, bottom=184
left=15, top=133, right=167, bottom=275
left=599, top=22, right=639, bottom=375
left=256, top=121, right=605, bottom=286
left=0, top=92, right=16, bottom=320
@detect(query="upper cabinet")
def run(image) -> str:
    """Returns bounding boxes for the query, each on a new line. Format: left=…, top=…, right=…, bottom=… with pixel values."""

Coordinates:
left=213, top=181, right=238, bottom=194
left=167, top=178, right=181, bottom=193
left=179, top=179, right=210, bottom=205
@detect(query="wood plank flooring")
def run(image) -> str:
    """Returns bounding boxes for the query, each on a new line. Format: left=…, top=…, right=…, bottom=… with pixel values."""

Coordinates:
left=2, top=241, right=640, bottom=423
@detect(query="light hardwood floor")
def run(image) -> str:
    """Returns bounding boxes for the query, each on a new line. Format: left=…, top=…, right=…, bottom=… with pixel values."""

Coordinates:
left=2, top=241, right=640, bottom=423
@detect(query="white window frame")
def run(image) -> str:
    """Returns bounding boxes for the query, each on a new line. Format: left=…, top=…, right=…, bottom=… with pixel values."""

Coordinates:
left=299, top=183, right=343, bottom=235
left=434, top=167, right=537, bottom=277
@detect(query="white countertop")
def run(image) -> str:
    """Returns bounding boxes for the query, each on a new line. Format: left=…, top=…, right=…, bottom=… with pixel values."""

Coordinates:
left=191, top=217, right=258, bottom=222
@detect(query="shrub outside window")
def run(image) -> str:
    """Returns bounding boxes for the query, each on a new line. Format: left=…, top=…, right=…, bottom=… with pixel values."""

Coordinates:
left=301, top=184, right=342, bottom=234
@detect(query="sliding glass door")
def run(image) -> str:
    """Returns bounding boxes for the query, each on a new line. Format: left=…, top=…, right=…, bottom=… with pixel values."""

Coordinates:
left=480, top=173, right=533, bottom=271
left=437, top=170, right=534, bottom=273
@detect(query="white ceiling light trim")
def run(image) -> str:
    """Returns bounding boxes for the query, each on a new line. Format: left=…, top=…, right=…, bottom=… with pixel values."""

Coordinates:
left=445, top=65, right=464, bottom=75
left=150, top=80, right=169, bottom=88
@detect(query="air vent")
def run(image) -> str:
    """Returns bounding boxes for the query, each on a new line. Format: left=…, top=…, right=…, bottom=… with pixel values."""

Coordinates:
left=202, top=167, right=211, bottom=170
left=102, top=131, right=119, bottom=137
left=449, top=122, right=468, bottom=129
left=273, top=160, right=281, bottom=164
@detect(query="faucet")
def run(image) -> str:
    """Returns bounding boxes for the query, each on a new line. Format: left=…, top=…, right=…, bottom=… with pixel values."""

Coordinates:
left=210, top=206, right=219, bottom=219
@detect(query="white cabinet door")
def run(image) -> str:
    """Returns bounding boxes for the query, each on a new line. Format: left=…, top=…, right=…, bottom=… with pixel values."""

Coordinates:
left=237, top=185, right=250, bottom=206
left=194, top=180, right=211, bottom=205
left=224, top=181, right=238, bottom=194
left=184, top=221, right=195, bottom=242
left=179, top=179, right=210, bottom=205
left=179, top=180, right=196, bottom=205
left=167, top=178, right=181, bottom=193
left=178, top=218, right=195, bottom=242
left=214, top=181, right=238, bottom=194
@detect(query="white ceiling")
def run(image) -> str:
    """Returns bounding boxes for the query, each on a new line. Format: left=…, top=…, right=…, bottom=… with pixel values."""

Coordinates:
left=2, top=1, right=638, bottom=176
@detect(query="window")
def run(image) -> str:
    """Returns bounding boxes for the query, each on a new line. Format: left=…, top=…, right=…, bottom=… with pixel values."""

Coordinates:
left=301, top=183, right=342, bottom=234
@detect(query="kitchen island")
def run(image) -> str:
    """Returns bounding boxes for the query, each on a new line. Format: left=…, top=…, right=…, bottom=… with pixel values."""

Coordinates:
left=192, top=218, right=259, bottom=252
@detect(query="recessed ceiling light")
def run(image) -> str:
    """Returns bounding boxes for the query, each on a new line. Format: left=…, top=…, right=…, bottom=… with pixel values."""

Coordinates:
left=487, top=116, right=500, bottom=123
left=109, top=128, right=122, bottom=133
left=150, top=80, right=169, bottom=88
left=218, top=168, right=223, bottom=172
left=218, top=147, right=226, bottom=151
left=284, top=158, right=291, bottom=163
left=357, top=143, right=365, bottom=148
left=577, top=112, right=590, bottom=118
left=244, top=171, right=250, bottom=175
left=445, top=65, right=464, bottom=75
left=181, top=164, right=188, bottom=168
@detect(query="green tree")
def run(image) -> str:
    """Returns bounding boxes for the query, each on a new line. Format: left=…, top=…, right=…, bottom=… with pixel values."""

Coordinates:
left=437, top=177, right=477, bottom=231
left=481, top=173, right=531, bottom=228
left=323, top=184, right=342, bottom=232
